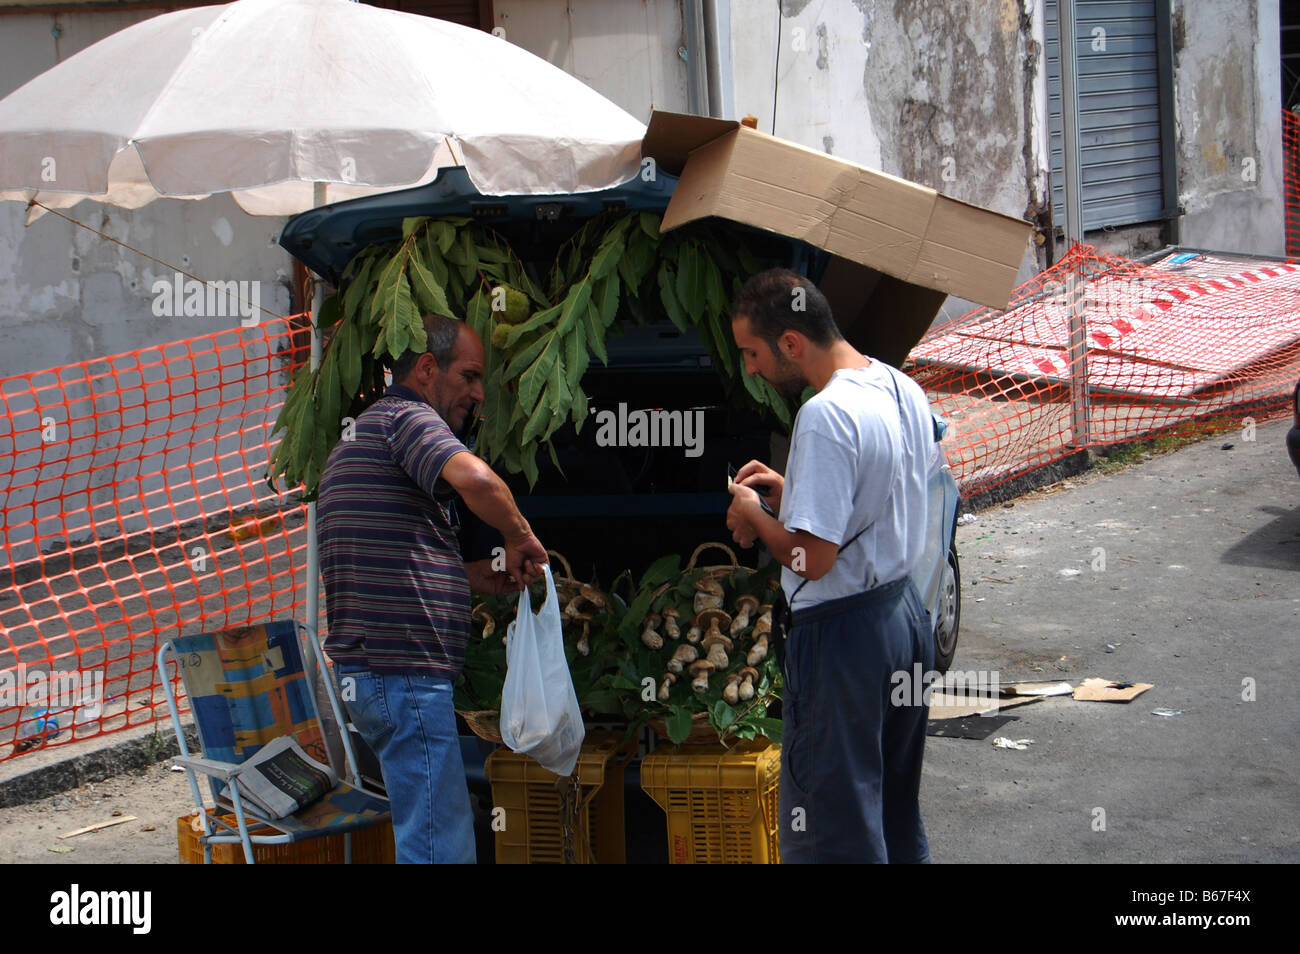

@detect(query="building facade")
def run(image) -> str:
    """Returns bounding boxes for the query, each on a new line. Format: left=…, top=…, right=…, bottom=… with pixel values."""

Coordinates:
left=0, top=0, right=1285, bottom=372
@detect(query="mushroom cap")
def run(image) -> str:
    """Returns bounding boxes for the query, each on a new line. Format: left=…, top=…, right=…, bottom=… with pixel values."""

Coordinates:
left=694, top=578, right=724, bottom=595
left=645, top=612, right=662, bottom=625
left=701, top=632, right=734, bottom=650
left=579, top=584, right=607, bottom=606
left=697, top=607, right=732, bottom=631
left=739, top=666, right=760, bottom=682
left=724, top=672, right=742, bottom=684
left=662, top=672, right=677, bottom=685
left=735, top=594, right=760, bottom=613
left=662, top=607, right=680, bottom=619
left=688, top=659, right=716, bottom=675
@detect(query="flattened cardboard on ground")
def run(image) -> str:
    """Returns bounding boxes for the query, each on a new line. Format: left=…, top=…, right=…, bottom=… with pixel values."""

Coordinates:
left=1073, top=678, right=1154, bottom=702
left=928, top=693, right=1042, bottom=720
left=927, top=713, right=1019, bottom=740
left=642, top=110, right=1033, bottom=363
left=1002, top=680, right=1074, bottom=697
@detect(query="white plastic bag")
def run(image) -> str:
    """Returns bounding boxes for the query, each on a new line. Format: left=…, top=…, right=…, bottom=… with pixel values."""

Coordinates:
left=500, top=564, right=585, bottom=776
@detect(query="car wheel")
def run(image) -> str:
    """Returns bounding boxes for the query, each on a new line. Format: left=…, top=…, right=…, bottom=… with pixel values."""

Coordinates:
left=933, top=543, right=960, bottom=674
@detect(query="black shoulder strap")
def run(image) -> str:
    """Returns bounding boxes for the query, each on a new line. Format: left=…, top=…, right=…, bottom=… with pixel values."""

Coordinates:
left=787, top=363, right=906, bottom=608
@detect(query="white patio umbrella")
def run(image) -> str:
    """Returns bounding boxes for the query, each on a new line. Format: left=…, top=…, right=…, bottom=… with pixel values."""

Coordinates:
left=0, top=0, right=647, bottom=711
left=0, top=0, right=646, bottom=219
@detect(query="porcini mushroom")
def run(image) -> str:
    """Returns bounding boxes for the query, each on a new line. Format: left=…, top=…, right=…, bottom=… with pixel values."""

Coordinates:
left=693, top=578, right=725, bottom=615
left=686, top=622, right=703, bottom=644
left=575, top=617, right=592, bottom=656
left=641, top=612, right=663, bottom=650
left=702, top=613, right=733, bottom=649
left=688, top=659, right=716, bottom=694
left=702, top=631, right=733, bottom=669
left=471, top=604, right=496, bottom=641
left=563, top=583, right=607, bottom=621
left=666, top=643, right=699, bottom=674
left=658, top=672, right=676, bottom=702
left=731, top=594, right=760, bottom=636
left=747, top=633, right=769, bottom=666
left=662, top=607, right=681, bottom=640
left=738, top=666, right=760, bottom=701
left=579, top=584, right=607, bottom=609
left=752, top=604, right=772, bottom=639
left=697, top=608, right=733, bottom=666
left=723, top=673, right=743, bottom=705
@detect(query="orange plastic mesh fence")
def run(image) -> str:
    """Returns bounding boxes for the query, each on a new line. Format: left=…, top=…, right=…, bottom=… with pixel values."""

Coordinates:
left=908, top=244, right=1300, bottom=499
left=1, top=316, right=312, bottom=760
left=1285, top=109, right=1300, bottom=259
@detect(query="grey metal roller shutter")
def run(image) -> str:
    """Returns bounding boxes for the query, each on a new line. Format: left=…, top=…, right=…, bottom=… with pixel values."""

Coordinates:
left=1046, top=0, right=1165, bottom=230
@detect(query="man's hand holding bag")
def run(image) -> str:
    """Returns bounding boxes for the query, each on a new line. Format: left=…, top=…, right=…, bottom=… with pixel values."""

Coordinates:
left=499, top=564, right=585, bottom=776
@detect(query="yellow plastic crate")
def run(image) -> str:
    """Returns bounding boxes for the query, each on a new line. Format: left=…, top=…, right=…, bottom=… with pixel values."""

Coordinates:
left=484, top=731, right=629, bottom=864
left=177, top=812, right=395, bottom=864
left=640, top=742, right=781, bottom=864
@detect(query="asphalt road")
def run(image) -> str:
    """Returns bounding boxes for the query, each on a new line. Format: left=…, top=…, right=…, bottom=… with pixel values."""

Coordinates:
left=921, top=417, right=1299, bottom=863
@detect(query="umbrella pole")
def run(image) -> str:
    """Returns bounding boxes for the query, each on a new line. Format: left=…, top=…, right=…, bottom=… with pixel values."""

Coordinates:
left=305, top=182, right=325, bottom=663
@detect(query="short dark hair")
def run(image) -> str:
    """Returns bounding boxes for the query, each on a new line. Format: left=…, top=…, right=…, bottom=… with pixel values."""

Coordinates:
left=390, top=314, right=461, bottom=382
left=731, top=267, right=842, bottom=352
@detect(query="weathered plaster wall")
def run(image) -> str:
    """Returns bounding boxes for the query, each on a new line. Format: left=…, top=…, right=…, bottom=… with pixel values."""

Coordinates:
left=730, top=0, right=1040, bottom=323
left=0, top=193, right=292, bottom=374
left=0, top=11, right=295, bottom=381
left=491, top=0, right=690, bottom=122
left=1172, top=0, right=1283, bottom=255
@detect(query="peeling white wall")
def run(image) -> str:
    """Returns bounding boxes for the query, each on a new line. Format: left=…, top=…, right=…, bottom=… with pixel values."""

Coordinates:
left=0, top=11, right=295, bottom=379
left=1172, top=0, right=1284, bottom=256
left=730, top=0, right=1040, bottom=323
left=491, top=0, right=690, bottom=122
left=731, top=0, right=1034, bottom=218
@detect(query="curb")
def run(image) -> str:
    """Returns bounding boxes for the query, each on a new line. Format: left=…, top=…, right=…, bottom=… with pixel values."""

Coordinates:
left=959, top=449, right=1094, bottom=513
left=0, top=722, right=199, bottom=810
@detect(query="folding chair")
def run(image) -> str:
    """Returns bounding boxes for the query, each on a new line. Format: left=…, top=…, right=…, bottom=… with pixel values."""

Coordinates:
left=157, top=620, right=389, bottom=864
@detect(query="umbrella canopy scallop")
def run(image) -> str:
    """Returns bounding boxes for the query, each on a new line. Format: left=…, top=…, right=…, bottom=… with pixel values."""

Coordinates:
left=0, top=0, right=647, bottom=218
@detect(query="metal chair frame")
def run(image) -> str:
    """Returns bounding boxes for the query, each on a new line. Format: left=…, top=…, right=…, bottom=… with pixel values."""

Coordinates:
left=157, top=621, right=380, bottom=864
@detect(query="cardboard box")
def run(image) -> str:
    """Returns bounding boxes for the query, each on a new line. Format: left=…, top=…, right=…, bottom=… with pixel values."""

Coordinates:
left=642, top=111, right=1033, bottom=364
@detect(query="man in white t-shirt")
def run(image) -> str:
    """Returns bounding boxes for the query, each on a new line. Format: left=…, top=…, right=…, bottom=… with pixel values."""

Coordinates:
left=726, top=267, right=936, bottom=863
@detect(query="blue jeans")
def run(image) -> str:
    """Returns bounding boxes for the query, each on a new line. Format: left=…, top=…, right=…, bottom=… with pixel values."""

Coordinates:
left=341, top=670, right=476, bottom=864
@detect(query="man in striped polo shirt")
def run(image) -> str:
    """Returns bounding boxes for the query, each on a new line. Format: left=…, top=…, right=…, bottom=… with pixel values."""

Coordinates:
left=318, top=313, right=547, bottom=864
